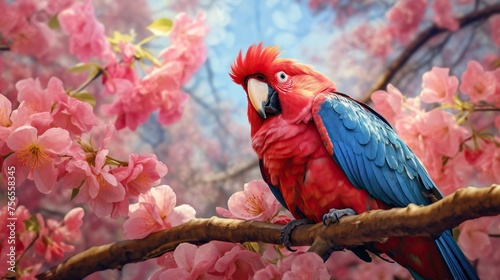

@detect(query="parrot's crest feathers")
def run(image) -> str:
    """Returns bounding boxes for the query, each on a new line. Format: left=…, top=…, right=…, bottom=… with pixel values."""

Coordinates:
left=230, top=43, right=282, bottom=86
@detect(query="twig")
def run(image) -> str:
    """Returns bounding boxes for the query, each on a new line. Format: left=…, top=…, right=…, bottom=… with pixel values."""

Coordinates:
left=37, top=185, right=500, bottom=280
left=362, top=3, right=500, bottom=103
left=194, top=159, right=259, bottom=183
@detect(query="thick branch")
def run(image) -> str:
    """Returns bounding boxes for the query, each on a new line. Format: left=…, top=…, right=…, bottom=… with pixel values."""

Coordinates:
left=363, top=3, right=500, bottom=103
left=37, top=185, right=500, bottom=280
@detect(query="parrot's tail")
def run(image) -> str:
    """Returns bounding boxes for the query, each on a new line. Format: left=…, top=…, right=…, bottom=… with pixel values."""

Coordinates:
left=434, top=231, right=479, bottom=280
left=375, top=232, right=478, bottom=280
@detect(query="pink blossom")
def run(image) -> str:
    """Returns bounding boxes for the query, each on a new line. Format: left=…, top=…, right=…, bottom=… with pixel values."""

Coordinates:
left=123, top=185, right=196, bottom=239
left=159, top=11, right=208, bottom=84
left=160, top=43, right=208, bottom=85
left=9, top=20, right=55, bottom=59
left=67, top=149, right=126, bottom=217
left=395, top=114, right=425, bottom=155
left=490, top=15, right=500, bottom=48
left=458, top=216, right=495, bottom=260
left=0, top=205, right=32, bottom=276
left=151, top=241, right=261, bottom=279
left=58, top=0, right=112, bottom=62
left=15, top=78, right=53, bottom=115
left=169, top=12, right=208, bottom=46
left=325, top=251, right=363, bottom=279
left=432, top=0, right=459, bottom=31
left=62, top=128, right=126, bottom=218
left=216, top=180, right=281, bottom=222
left=0, top=2, right=18, bottom=36
left=476, top=237, right=500, bottom=280
left=460, top=61, right=497, bottom=103
left=3, top=125, right=71, bottom=193
left=473, top=139, right=500, bottom=184
left=103, top=81, right=156, bottom=131
left=386, top=0, right=426, bottom=43
left=429, top=152, right=474, bottom=196
left=105, top=12, right=208, bottom=130
left=367, top=25, right=394, bottom=58
left=415, top=109, right=468, bottom=157
left=0, top=94, right=13, bottom=151
left=103, top=48, right=137, bottom=94
left=349, top=257, right=411, bottom=280
left=0, top=94, right=12, bottom=128
left=112, top=154, right=168, bottom=197
left=34, top=208, right=84, bottom=261
left=420, top=67, right=458, bottom=105
left=46, top=0, right=75, bottom=15
left=55, top=207, right=85, bottom=241
left=47, top=77, right=99, bottom=135
left=150, top=243, right=219, bottom=280
left=213, top=245, right=265, bottom=279
left=255, top=253, right=330, bottom=280
left=158, top=90, right=190, bottom=125
left=371, top=84, right=404, bottom=124
left=281, top=253, right=330, bottom=280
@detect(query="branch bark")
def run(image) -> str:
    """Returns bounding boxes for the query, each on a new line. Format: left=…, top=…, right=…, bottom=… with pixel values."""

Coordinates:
left=37, top=185, right=500, bottom=280
left=362, top=3, right=500, bottom=103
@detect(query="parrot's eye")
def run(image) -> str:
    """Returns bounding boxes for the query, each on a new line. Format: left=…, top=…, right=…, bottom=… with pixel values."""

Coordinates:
left=276, top=71, right=288, bottom=83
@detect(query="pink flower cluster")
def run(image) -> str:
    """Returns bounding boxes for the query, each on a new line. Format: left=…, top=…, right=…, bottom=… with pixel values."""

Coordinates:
left=331, top=0, right=466, bottom=58
left=216, top=179, right=291, bottom=224
left=150, top=240, right=329, bottom=280
left=0, top=0, right=58, bottom=59
left=104, top=12, right=209, bottom=130
left=1, top=77, right=169, bottom=219
left=372, top=62, right=500, bottom=195
left=61, top=123, right=169, bottom=218
left=0, top=77, right=97, bottom=194
left=58, top=0, right=113, bottom=62
left=0, top=205, right=84, bottom=279
left=123, top=185, right=195, bottom=239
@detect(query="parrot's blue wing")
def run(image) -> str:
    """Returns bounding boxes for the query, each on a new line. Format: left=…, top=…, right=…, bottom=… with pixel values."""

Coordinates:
left=312, top=92, right=442, bottom=207
left=259, top=159, right=289, bottom=210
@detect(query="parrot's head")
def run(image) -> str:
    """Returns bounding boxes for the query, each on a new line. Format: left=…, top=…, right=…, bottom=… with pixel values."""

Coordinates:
left=230, top=43, right=336, bottom=134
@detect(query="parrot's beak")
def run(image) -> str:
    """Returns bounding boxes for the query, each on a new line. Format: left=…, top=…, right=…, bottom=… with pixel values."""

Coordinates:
left=247, top=78, right=281, bottom=119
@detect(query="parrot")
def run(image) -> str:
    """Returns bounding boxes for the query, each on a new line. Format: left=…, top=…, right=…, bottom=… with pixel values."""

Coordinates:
left=229, top=43, right=479, bottom=280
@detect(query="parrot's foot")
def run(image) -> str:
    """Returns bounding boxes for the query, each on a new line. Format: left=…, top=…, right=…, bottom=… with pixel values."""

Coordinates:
left=322, top=208, right=356, bottom=225
left=281, top=219, right=313, bottom=251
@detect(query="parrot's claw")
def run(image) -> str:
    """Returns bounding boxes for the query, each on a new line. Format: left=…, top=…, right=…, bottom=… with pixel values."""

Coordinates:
left=322, top=208, right=356, bottom=225
left=281, top=219, right=313, bottom=251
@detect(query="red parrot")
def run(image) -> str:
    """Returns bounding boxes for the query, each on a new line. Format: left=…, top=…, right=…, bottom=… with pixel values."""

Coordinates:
left=230, top=43, right=478, bottom=280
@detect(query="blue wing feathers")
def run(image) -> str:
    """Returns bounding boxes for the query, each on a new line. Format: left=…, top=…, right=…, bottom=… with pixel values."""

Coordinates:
left=436, top=231, right=479, bottom=280
left=313, top=93, right=438, bottom=207
left=259, top=160, right=289, bottom=210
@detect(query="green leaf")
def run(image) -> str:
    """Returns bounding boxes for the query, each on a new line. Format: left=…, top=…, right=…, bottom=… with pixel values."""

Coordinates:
left=70, top=91, right=96, bottom=107
left=48, top=15, right=60, bottom=29
left=70, top=187, right=80, bottom=201
left=24, top=216, right=40, bottom=234
left=146, top=18, right=173, bottom=36
left=68, top=63, right=102, bottom=73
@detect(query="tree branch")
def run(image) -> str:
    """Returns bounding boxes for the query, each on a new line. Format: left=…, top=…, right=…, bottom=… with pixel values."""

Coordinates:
left=362, top=3, right=500, bottom=103
left=37, top=185, right=500, bottom=280
left=194, top=158, right=260, bottom=183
